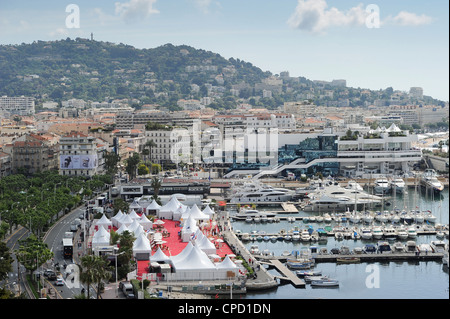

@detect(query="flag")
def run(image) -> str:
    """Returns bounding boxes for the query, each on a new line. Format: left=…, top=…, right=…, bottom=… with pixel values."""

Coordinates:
left=215, top=294, right=219, bottom=299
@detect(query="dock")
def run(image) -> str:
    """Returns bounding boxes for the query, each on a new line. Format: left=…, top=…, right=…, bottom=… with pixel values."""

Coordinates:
left=263, top=259, right=305, bottom=288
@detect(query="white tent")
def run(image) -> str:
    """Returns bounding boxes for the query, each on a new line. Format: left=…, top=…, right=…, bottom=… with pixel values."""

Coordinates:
left=96, top=214, right=112, bottom=230
left=111, top=210, right=124, bottom=227
left=128, top=219, right=141, bottom=233
left=170, top=242, right=194, bottom=264
left=118, top=214, right=133, bottom=228
left=129, top=199, right=141, bottom=211
left=133, top=233, right=152, bottom=260
left=146, top=200, right=161, bottom=215
left=181, top=215, right=198, bottom=242
left=172, top=245, right=217, bottom=271
left=202, top=205, right=215, bottom=217
left=139, top=214, right=153, bottom=231
left=92, top=226, right=110, bottom=247
left=116, top=223, right=130, bottom=235
left=128, top=209, right=141, bottom=220
left=151, top=247, right=171, bottom=262
left=195, top=232, right=216, bottom=255
left=158, top=195, right=185, bottom=220
left=216, top=255, right=238, bottom=270
left=133, top=225, right=145, bottom=238
left=185, top=204, right=209, bottom=221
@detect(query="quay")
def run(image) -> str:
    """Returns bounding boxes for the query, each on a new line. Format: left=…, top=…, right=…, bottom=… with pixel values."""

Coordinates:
left=256, top=252, right=444, bottom=263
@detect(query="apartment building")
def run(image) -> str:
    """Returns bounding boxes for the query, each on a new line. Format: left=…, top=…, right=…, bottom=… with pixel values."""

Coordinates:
left=0, top=96, right=35, bottom=116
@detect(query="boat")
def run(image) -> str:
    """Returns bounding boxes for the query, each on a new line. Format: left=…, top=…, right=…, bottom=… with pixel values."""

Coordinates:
left=406, top=241, right=417, bottom=252
left=286, top=260, right=314, bottom=270
left=377, top=241, right=392, bottom=253
left=236, top=208, right=276, bottom=220
left=250, top=245, right=260, bottom=255
left=383, top=225, right=398, bottom=241
left=296, top=270, right=322, bottom=277
left=324, top=213, right=332, bottom=223
left=315, top=215, right=323, bottom=223
left=363, top=212, right=374, bottom=224
left=372, top=226, right=383, bottom=239
left=241, top=233, right=250, bottom=241
left=284, top=235, right=292, bottom=242
left=304, top=275, right=328, bottom=283
left=345, top=180, right=364, bottom=191
left=430, top=241, right=447, bottom=253
left=417, top=243, right=433, bottom=253
left=339, top=246, right=351, bottom=255
left=407, top=227, right=417, bottom=238
left=390, top=177, right=406, bottom=193
left=230, top=183, right=295, bottom=203
left=393, top=241, right=405, bottom=252
left=349, top=212, right=361, bottom=224
left=412, top=211, right=424, bottom=224
left=363, top=244, right=377, bottom=254
left=270, top=235, right=278, bottom=242
left=245, top=216, right=253, bottom=223
left=281, top=250, right=291, bottom=257
left=361, top=227, right=373, bottom=240
left=336, top=257, right=360, bottom=264
left=423, top=211, right=437, bottom=223
left=300, top=230, right=311, bottom=242
left=420, top=169, right=444, bottom=194
left=374, top=176, right=390, bottom=194
left=334, top=232, right=344, bottom=240
left=397, top=228, right=408, bottom=240
left=351, top=229, right=361, bottom=240
left=310, top=279, right=339, bottom=287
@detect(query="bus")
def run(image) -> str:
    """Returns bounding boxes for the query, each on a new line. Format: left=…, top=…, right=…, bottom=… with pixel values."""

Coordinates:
left=62, top=238, right=73, bottom=259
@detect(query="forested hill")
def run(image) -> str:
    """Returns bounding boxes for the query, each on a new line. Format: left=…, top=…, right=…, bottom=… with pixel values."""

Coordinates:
left=0, top=38, right=272, bottom=108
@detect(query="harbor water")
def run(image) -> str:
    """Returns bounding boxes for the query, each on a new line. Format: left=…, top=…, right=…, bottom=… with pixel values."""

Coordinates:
left=230, top=187, right=449, bottom=299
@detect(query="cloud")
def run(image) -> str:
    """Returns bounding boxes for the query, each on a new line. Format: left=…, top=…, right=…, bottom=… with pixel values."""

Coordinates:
left=287, top=0, right=367, bottom=34
left=385, top=11, right=433, bottom=26
left=288, top=0, right=434, bottom=34
left=49, top=27, right=69, bottom=37
left=115, top=0, right=159, bottom=23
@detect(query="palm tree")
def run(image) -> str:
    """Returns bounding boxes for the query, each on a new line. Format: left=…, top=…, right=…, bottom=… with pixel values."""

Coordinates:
left=150, top=177, right=162, bottom=205
left=79, top=255, right=112, bottom=299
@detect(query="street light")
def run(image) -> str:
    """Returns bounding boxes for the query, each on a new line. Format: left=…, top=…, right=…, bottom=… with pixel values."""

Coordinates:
left=113, top=249, right=125, bottom=298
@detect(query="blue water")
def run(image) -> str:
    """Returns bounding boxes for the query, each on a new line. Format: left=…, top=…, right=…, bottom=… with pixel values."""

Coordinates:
left=230, top=187, right=449, bottom=299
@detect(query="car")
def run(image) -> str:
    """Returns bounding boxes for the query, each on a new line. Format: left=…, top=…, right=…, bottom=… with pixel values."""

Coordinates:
left=55, top=278, right=65, bottom=286
left=70, top=224, right=78, bottom=232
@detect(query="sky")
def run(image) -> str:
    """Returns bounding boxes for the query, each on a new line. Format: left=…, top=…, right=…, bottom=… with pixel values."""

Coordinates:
left=0, top=0, right=448, bottom=101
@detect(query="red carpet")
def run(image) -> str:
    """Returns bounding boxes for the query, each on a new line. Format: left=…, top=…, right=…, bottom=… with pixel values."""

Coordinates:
left=136, top=219, right=234, bottom=277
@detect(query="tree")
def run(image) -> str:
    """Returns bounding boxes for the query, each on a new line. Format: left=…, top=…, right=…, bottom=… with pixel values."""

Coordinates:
left=79, top=255, right=112, bottom=299
left=150, top=177, right=162, bottom=204
left=144, top=140, right=156, bottom=162
left=0, top=241, right=13, bottom=283
left=125, top=152, right=141, bottom=180
left=137, top=163, right=150, bottom=176
left=15, top=235, right=53, bottom=275
left=104, top=151, right=120, bottom=175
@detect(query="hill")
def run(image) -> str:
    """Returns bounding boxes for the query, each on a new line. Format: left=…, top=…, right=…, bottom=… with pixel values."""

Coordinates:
left=0, top=38, right=445, bottom=111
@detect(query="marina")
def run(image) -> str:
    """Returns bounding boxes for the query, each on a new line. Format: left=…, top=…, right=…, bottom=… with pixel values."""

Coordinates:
left=225, top=183, right=449, bottom=299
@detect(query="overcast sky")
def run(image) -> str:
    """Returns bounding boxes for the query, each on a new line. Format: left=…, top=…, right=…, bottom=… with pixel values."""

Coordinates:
left=1, top=0, right=448, bottom=101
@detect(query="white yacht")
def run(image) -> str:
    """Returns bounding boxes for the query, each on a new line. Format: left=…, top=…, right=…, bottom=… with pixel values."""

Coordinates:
left=372, top=226, right=384, bottom=239
left=345, top=180, right=364, bottom=191
left=420, top=169, right=444, bottom=194
left=383, top=226, right=398, bottom=241
left=390, top=177, right=406, bottom=193
left=300, top=229, right=311, bottom=241
left=374, top=176, right=390, bottom=194
left=230, top=186, right=294, bottom=203
left=397, top=227, right=409, bottom=240
left=407, top=227, right=417, bottom=238
left=304, top=183, right=382, bottom=212
left=235, top=209, right=276, bottom=220
left=361, top=227, right=373, bottom=240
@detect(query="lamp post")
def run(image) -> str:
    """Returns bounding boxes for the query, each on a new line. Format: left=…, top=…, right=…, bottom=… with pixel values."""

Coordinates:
left=113, top=250, right=125, bottom=298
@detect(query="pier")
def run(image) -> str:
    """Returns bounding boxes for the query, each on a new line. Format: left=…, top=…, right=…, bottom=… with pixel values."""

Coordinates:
left=261, top=259, right=306, bottom=288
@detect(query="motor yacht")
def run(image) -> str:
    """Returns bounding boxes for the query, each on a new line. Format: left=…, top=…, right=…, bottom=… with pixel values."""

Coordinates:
left=397, top=227, right=408, bottom=240
left=345, top=180, right=364, bottom=191
left=372, top=226, right=384, bottom=239
left=407, top=227, right=417, bottom=238
left=230, top=182, right=294, bottom=203
left=361, top=227, right=373, bottom=240
left=374, top=176, right=390, bottom=194
left=383, top=226, right=398, bottom=241
left=390, top=177, right=406, bottom=194
left=300, top=230, right=311, bottom=242
left=420, top=169, right=444, bottom=194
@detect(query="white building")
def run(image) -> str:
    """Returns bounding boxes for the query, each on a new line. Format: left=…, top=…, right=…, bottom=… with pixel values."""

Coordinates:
left=0, top=96, right=35, bottom=116
left=59, top=132, right=105, bottom=177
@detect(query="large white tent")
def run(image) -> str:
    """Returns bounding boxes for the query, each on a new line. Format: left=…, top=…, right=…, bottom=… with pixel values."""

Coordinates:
left=116, top=223, right=130, bottom=235
left=96, top=214, right=112, bottom=230
left=133, top=233, right=152, bottom=260
left=129, top=199, right=142, bottom=211
left=183, top=204, right=209, bottom=222
left=202, top=205, right=215, bottom=217
left=139, top=214, right=153, bottom=231
left=151, top=247, right=171, bottom=263
left=195, top=232, right=216, bottom=255
left=170, top=242, right=194, bottom=264
left=92, top=226, right=110, bottom=248
left=181, top=215, right=198, bottom=242
left=118, top=214, right=133, bottom=228
left=158, top=195, right=186, bottom=220
left=111, top=210, right=124, bottom=228
left=128, top=209, right=141, bottom=220
left=146, top=200, right=161, bottom=215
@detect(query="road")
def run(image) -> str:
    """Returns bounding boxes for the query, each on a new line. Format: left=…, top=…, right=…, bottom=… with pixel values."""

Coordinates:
left=42, top=204, right=97, bottom=299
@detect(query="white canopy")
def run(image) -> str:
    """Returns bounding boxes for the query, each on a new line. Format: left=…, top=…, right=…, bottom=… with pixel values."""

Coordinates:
left=111, top=210, right=124, bottom=227
left=195, top=233, right=216, bottom=254
left=202, top=205, right=215, bottom=217
left=92, top=226, right=110, bottom=247
left=129, top=199, right=141, bottom=210
left=181, top=215, right=198, bottom=242
left=133, top=233, right=151, bottom=254
left=96, top=214, right=112, bottom=230
left=115, top=223, right=130, bottom=235
left=216, top=255, right=238, bottom=269
left=172, top=245, right=217, bottom=270
left=170, top=242, right=194, bottom=264
left=139, top=214, right=153, bottom=231
left=128, top=209, right=141, bottom=220
left=118, top=214, right=133, bottom=228
left=158, top=195, right=185, bottom=219
left=128, top=219, right=141, bottom=232
left=146, top=200, right=161, bottom=212
left=185, top=204, right=209, bottom=221
left=151, top=247, right=171, bottom=262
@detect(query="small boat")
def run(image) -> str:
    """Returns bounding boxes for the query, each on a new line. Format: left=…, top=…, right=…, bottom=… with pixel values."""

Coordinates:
left=296, top=270, right=322, bottom=277
left=334, top=232, right=344, bottom=240
left=285, top=235, right=292, bottom=242
left=363, top=244, right=377, bottom=254
left=304, top=275, right=328, bottom=283
left=300, top=230, right=311, bottom=242
left=430, top=241, right=446, bottom=253
left=351, top=230, right=361, bottom=240
left=286, top=260, right=314, bottom=270
left=383, top=226, right=398, bottom=241
left=310, top=279, right=339, bottom=287
left=417, top=244, right=433, bottom=253
left=245, top=216, right=253, bottom=223
left=336, top=257, right=360, bottom=264
left=377, top=241, right=392, bottom=253
left=281, top=250, right=291, bottom=257
left=393, top=241, right=405, bottom=252
left=324, top=213, right=332, bottom=223
left=361, top=228, right=373, bottom=240
left=372, top=226, right=383, bottom=239
left=363, top=213, right=374, bottom=224
left=250, top=245, right=260, bottom=255
left=241, top=233, right=250, bottom=241
left=407, top=227, right=417, bottom=238
left=315, top=216, right=323, bottom=223
left=397, top=228, right=408, bottom=240
left=270, top=236, right=278, bottom=242
left=292, top=231, right=301, bottom=241
left=406, top=241, right=417, bottom=252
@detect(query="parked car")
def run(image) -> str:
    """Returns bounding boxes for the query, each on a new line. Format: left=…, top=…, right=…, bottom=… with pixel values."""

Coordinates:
left=55, top=278, right=64, bottom=286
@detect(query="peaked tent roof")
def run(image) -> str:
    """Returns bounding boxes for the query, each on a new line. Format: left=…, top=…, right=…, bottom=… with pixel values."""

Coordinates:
left=116, top=223, right=130, bottom=235
left=129, top=199, right=141, bottom=209
left=160, top=195, right=185, bottom=212
left=151, top=247, right=171, bottom=262
left=128, top=209, right=141, bottom=220
left=216, top=255, right=238, bottom=269
left=186, top=204, right=209, bottom=221
left=182, top=215, right=198, bottom=234
left=173, top=245, right=217, bottom=270
left=97, top=214, right=112, bottom=226
left=133, top=233, right=151, bottom=253
left=202, top=205, right=215, bottom=216
left=171, top=242, right=194, bottom=264
left=146, top=200, right=162, bottom=211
